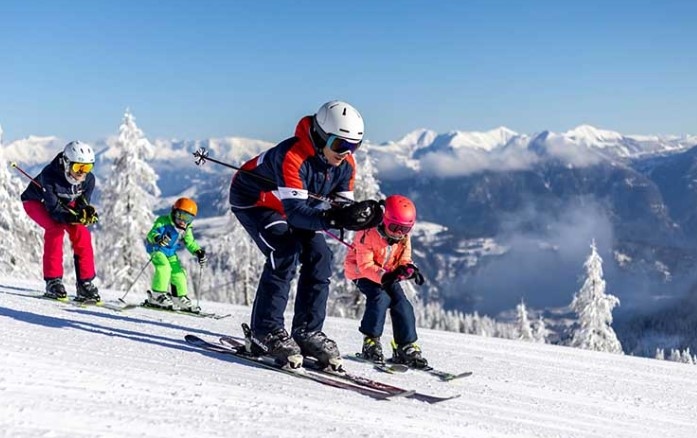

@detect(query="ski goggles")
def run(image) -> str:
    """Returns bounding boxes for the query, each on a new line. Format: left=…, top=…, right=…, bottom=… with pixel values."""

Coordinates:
left=173, top=210, right=195, bottom=224
left=386, top=222, right=413, bottom=236
left=326, top=135, right=362, bottom=155
left=70, top=162, right=94, bottom=174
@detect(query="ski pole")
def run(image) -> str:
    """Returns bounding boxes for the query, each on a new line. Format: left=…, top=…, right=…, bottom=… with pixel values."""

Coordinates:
left=193, top=148, right=354, bottom=207
left=194, top=262, right=203, bottom=310
left=322, top=229, right=354, bottom=248
left=11, top=161, right=80, bottom=216
left=10, top=162, right=43, bottom=189
left=119, top=257, right=153, bottom=303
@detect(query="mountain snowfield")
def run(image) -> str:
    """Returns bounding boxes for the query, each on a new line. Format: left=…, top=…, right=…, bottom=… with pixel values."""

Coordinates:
left=1, top=276, right=695, bottom=438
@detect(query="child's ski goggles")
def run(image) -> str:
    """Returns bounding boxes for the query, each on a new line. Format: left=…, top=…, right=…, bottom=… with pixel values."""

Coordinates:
left=386, top=222, right=412, bottom=236
left=173, top=210, right=195, bottom=224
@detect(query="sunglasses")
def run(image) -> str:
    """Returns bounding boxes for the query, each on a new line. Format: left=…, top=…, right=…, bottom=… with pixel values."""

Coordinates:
left=386, top=222, right=412, bottom=236
left=70, top=162, right=94, bottom=174
left=326, top=135, right=362, bottom=155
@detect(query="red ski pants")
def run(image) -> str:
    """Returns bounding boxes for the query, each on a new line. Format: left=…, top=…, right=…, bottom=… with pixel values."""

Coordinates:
left=23, top=200, right=96, bottom=281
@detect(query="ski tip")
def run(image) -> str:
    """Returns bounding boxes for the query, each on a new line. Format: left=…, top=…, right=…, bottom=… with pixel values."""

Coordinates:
left=386, top=390, right=417, bottom=399
left=184, top=334, right=202, bottom=343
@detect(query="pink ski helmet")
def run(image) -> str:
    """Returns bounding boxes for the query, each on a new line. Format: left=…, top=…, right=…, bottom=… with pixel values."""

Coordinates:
left=382, top=195, right=416, bottom=238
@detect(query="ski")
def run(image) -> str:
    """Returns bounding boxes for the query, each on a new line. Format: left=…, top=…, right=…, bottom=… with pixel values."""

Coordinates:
left=385, top=359, right=473, bottom=381
left=418, top=367, right=473, bottom=382
left=343, top=353, right=409, bottom=374
left=184, top=334, right=408, bottom=401
left=219, top=336, right=458, bottom=404
left=348, top=351, right=472, bottom=382
left=98, top=301, right=140, bottom=312
left=33, top=294, right=104, bottom=308
left=111, top=301, right=231, bottom=319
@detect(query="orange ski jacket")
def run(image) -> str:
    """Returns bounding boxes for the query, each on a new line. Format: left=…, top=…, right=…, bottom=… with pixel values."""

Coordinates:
left=344, top=227, right=412, bottom=284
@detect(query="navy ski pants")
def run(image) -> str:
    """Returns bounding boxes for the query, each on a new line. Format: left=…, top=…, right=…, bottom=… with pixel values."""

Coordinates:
left=232, top=207, right=333, bottom=338
left=355, top=278, right=417, bottom=346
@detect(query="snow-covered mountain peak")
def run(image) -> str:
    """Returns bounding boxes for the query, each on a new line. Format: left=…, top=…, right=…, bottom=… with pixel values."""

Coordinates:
left=564, top=124, right=624, bottom=147
left=395, top=128, right=438, bottom=149
left=443, top=126, right=519, bottom=151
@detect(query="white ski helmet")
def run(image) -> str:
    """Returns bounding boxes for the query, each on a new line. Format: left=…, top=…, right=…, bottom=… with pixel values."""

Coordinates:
left=63, top=140, right=95, bottom=164
left=314, top=100, right=364, bottom=144
left=62, top=141, right=95, bottom=183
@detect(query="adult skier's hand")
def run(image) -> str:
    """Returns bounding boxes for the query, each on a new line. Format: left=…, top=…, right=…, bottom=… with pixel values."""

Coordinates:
left=77, top=205, right=99, bottom=226
left=323, top=200, right=383, bottom=231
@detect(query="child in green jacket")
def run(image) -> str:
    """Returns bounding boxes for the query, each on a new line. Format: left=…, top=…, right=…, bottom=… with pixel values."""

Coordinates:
left=145, top=197, right=207, bottom=311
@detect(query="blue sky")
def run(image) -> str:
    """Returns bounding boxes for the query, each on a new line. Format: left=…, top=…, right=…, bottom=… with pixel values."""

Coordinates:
left=1, top=0, right=695, bottom=144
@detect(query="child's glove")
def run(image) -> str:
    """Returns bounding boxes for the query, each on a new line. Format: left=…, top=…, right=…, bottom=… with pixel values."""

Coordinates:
left=380, top=265, right=411, bottom=288
left=154, top=234, right=171, bottom=247
left=404, top=263, right=425, bottom=286
left=195, top=249, right=207, bottom=266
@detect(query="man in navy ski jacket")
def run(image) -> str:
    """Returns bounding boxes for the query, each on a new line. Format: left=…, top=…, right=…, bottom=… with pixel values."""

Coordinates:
left=229, top=100, right=382, bottom=369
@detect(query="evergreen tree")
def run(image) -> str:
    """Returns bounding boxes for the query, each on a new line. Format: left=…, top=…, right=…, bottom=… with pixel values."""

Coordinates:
left=532, top=315, right=551, bottom=344
left=516, top=299, right=535, bottom=341
left=95, top=110, right=160, bottom=292
left=570, top=240, right=623, bottom=354
left=0, top=125, right=43, bottom=276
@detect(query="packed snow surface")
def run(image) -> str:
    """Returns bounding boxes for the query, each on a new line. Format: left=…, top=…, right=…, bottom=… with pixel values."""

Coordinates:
left=1, top=277, right=695, bottom=438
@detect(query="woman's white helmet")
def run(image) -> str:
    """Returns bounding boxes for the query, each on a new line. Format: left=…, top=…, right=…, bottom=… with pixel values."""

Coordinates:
left=62, top=141, right=95, bottom=183
left=314, top=100, right=364, bottom=143
left=63, top=140, right=95, bottom=164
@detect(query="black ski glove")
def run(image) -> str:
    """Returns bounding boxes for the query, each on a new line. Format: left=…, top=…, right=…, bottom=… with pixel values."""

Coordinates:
left=323, top=200, right=383, bottom=231
left=404, top=263, right=425, bottom=286
left=195, top=249, right=207, bottom=266
left=154, top=233, right=171, bottom=247
left=77, top=205, right=99, bottom=226
left=381, top=265, right=412, bottom=288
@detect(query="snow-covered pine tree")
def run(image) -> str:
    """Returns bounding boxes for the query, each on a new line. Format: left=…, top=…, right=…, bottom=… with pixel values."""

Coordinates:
left=95, top=110, right=160, bottom=292
left=0, top=126, right=43, bottom=276
left=655, top=348, right=665, bottom=360
left=569, top=240, right=623, bottom=354
left=532, top=315, right=551, bottom=344
left=516, top=299, right=535, bottom=341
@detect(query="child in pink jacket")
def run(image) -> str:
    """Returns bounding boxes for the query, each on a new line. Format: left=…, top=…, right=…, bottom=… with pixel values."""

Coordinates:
left=344, top=195, right=427, bottom=368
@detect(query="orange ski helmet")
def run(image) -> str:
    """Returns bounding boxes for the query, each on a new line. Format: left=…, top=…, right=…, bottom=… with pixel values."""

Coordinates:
left=173, top=197, right=198, bottom=216
left=172, top=197, right=197, bottom=228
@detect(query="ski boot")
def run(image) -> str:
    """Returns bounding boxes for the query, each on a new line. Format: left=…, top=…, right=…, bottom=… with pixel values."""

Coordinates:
left=244, top=324, right=303, bottom=369
left=172, top=295, right=200, bottom=313
left=360, top=336, right=385, bottom=364
left=294, top=329, right=343, bottom=372
left=75, top=280, right=101, bottom=303
left=146, top=290, right=174, bottom=309
left=44, top=278, right=68, bottom=301
left=391, top=340, right=428, bottom=369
